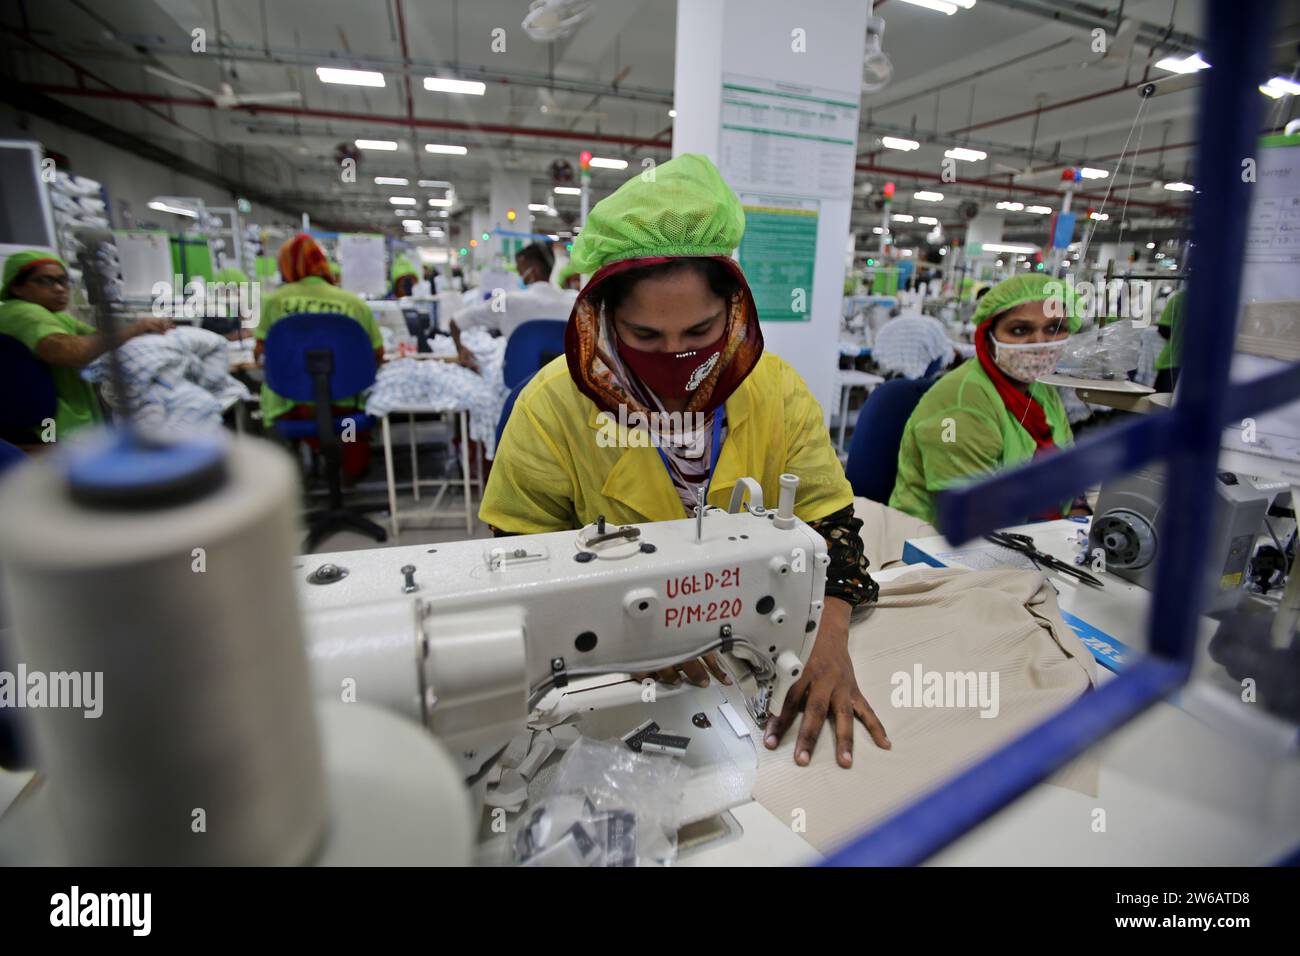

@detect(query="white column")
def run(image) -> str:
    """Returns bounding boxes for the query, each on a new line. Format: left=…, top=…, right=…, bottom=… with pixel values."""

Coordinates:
left=673, top=0, right=868, bottom=421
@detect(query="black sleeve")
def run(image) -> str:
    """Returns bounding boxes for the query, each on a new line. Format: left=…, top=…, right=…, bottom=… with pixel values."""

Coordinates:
left=808, top=504, right=880, bottom=607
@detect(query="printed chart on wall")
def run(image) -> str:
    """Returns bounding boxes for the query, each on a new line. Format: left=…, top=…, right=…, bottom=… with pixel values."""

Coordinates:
left=719, top=74, right=859, bottom=199
left=337, top=233, right=387, bottom=297
left=1222, top=134, right=1300, bottom=480
left=738, top=196, right=818, bottom=322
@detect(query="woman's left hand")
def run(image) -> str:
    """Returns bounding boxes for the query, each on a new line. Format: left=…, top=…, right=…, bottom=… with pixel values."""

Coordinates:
left=763, top=597, right=890, bottom=768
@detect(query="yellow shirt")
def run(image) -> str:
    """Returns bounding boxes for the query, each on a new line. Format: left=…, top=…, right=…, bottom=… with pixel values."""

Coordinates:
left=481, top=352, right=852, bottom=533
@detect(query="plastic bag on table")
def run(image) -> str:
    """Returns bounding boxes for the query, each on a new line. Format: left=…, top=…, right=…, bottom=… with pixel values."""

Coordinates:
left=510, top=737, right=685, bottom=867
left=1055, top=319, right=1145, bottom=381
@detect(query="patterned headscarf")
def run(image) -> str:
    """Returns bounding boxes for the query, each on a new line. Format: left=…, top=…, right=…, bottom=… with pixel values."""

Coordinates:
left=278, top=234, right=333, bottom=284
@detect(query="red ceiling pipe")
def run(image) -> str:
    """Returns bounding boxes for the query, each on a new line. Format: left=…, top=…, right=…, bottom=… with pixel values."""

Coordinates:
left=855, top=161, right=1187, bottom=215
left=32, top=85, right=674, bottom=151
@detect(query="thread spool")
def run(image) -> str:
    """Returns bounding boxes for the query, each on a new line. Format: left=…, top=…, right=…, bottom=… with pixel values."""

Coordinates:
left=0, top=434, right=326, bottom=865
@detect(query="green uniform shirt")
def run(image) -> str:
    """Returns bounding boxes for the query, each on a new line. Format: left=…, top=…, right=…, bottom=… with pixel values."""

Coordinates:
left=889, top=357, right=1074, bottom=525
left=254, top=276, right=383, bottom=422
left=1155, top=290, right=1184, bottom=371
left=0, top=298, right=103, bottom=440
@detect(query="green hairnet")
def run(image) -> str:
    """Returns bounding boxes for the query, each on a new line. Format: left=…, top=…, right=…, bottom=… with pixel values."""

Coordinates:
left=971, top=273, right=1082, bottom=333
left=390, top=254, right=419, bottom=282
left=560, top=153, right=745, bottom=282
left=3, top=250, right=67, bottom=299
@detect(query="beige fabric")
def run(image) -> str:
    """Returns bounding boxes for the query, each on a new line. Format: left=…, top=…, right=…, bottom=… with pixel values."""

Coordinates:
left=853, top=496, right=937, bottom=570
left=753, top=566, right=1099, bottom=855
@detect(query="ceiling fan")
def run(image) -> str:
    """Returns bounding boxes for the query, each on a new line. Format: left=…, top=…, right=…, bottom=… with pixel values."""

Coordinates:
left=144, top=65, right=302, bottom=109
left=1033, top=18, right=1142, bottom=76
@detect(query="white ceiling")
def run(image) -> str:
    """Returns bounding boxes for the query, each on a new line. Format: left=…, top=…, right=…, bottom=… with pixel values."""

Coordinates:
left=3, top=0, right=1298, bottom=243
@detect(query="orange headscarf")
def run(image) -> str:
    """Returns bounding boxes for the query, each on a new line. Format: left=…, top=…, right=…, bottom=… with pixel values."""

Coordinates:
left=278, top=233, right=333, bottom=284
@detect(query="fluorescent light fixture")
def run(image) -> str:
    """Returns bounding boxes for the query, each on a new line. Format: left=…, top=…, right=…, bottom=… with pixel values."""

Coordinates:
left=401, top=219, right=422, bottom=228
left=317, top=67, right=385, bottom=87
left=1154, top=52, right=1210, bottom=75
left=1259, top=76, right=1300, bottom=98
left=995, top=201, right=1024, bottom=211
left=589, top=157, right=628, bottom=170
left=900, top=249, right=914, bottom=256
left=939, top=247, right=948, bottom=255
left=669, top=109, right=677, bottom=118
left=1089, top=211, right=1109, bottom=221
left=427, top=197, right=454, bottom=207
left=913, top=191, right=944, bottom=202
left=147, top=200, right=198, bottom=218
left=1155, top=252, right=1166, bottom=259
left=881, top=136, right=920, bottom=151
left=1147, top=242, right=1156, bottom=249
left=1079, top=167, right=1109, bottom=179
left=917, top=216, right=939, bottom=225
left=356, top=139, right=399, bottom=151
left=374, top=177, right=409, bottom=186
left=944, top=147, right=986, bottom=162
left=951, top=0, right=977, bottom=6
left=425, top=144, right=468, bottom=155
left=438, top=210, right=449, bottom=218
left=982, top=242, right=1036, bottom=254
left=872, top=227, right=885, bottom=234
left=1163, top=181, right=1194, bottom=192
left=896, top=0, right=958, bottom=14
left=423, top=76, right=486, bottom=95
left=1026, top=205, right=1053, bottom=214
left=554, top=186, right=582, bottom=196
left=891, top=214, right=915, bottom=222
left=528, top=203, right=552, bottom=212
left=389, top=196, right=417, bottom=205
left=418, top=179, right=452, bottom=188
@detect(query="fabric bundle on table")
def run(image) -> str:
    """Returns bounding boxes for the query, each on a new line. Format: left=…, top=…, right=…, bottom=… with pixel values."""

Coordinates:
left=365, top=326, right=508, bottom=456
left=753, top=565, right=1098, bottom=855
left=82, top=325, right=250, bottom=434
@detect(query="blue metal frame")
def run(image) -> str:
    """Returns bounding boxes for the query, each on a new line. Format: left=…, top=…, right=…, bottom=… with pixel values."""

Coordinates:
left=825, top=0, right=1288, bottom=866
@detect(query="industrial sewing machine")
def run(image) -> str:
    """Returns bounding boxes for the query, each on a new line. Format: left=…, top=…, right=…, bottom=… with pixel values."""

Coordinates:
left=0, top=431, right=829, bottom=865
left=297, top=474, right=829, bottom=805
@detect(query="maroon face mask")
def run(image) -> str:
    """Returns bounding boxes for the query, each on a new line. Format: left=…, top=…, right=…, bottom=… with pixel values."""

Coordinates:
left=615, top=334, right=728, bottom=401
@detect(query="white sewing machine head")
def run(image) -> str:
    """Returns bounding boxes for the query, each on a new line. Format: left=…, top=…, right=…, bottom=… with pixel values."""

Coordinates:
left=299, top=475, right=829, bottom=773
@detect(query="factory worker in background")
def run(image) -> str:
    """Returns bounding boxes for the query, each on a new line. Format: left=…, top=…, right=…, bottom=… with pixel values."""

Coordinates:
left=482, top=154, right=889, bottom=770
left=872, top=311, right=955, bottom=380
left=450, top=242, right=577, bottom=341
left=890, top=273, right=1084, bottom=525
left=0, top=251, right=171, bottom=442
left=389, top=254, right=420, bottom=299
left=1154, top=289, right=1184, bottom=394
left=254, top=234, right=383, bottom=481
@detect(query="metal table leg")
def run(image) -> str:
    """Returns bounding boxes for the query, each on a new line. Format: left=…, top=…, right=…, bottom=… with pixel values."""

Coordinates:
left=409, top=411, right=420, bottom=502
left=382, top=414, right=400, bottom=536
left=460, top=410, right=473, bottom=536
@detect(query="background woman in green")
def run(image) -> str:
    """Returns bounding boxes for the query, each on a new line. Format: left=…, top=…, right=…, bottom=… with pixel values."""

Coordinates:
left=890, top=273, right=1081, bottom=524
left=0, top=251, right=170, bottom=442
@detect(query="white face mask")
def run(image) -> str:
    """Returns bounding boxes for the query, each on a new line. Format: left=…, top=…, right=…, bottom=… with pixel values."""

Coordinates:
left=991, top=337, right=1069, bottom=383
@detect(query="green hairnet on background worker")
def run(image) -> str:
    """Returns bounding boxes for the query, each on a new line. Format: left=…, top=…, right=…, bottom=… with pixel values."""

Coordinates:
left=390, top=254, right=420, bottom=298
left=890, top=272, right=1083, bottom=526
left=487, top=152, right=892, bottom=770
left=0, top=250, right=171, bottom=441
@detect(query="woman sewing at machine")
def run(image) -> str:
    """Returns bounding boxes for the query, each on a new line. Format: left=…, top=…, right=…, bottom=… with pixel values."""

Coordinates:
left=480, top=154, right=889, bottom=770
left=889, top=273, right=1083, bottom=525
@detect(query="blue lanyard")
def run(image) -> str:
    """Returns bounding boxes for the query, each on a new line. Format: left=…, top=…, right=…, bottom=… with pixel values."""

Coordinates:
left=656, top=406, right=726, bottom=490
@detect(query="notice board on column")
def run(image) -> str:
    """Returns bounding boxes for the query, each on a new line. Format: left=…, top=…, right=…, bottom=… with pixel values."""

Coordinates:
left=337, top=233, right=386, bottom=297
left=719, top=74, right=859, bottom=199
left=738, top=197, right=818, bottom=322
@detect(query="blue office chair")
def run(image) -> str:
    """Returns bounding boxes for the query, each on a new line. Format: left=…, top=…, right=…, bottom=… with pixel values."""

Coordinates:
left=495, top=372, right=536, bottom=449
left=502, top=319, right=566, bottom=390
left=263, top=313, right=386, bottom=551
left=845, top=374, right=941, bottom=504
left=0, top=334, right=57, bottom=444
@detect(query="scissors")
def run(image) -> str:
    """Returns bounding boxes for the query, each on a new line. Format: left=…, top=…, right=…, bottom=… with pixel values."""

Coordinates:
left=985, top=531, right=1105, bottom=588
